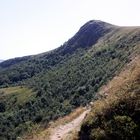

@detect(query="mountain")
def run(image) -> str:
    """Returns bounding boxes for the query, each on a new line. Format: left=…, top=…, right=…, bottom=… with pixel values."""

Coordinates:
left=0, top=60, right=4, bottom=63
left=0, top=20, right=140, bottom=139
left=0, top=20, right=114, bottom=85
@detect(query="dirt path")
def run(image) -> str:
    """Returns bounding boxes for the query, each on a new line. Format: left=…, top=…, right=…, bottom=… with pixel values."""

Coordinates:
left=50, top=109, right=90, bottom=140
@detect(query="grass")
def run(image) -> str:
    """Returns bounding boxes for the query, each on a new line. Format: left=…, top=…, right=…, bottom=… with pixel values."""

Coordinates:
left=0, top=86, right=33, bottom=96
left=98, top=56, right=140, bottom=98
left=78, top=56, right=140, bottom=140
left=90, top=56, right=140, bottom=120
left=0, top=86, right=35, bottom=110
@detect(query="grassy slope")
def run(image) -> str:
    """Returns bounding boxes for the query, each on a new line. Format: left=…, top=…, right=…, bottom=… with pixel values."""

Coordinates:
left=0, top=86, right=35, bottom=112
left=0, top=21, right=140, bottom=139
left=0, top=86, right=34, bottom=101
left=79, top=56, right=140, bottom=140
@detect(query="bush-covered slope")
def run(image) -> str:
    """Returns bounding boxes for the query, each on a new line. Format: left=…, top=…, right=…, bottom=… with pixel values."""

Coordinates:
left=0, top=20, right=140, bottom=139
left=79, top=57, right=140, bottom=140
left=0, top=20, right=113, bottom=86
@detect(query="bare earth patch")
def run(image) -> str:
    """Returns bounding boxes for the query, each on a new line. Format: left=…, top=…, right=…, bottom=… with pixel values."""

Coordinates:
left=23, top=107, right=90, bottom=140
left=50, top=109, right=90, bottom=140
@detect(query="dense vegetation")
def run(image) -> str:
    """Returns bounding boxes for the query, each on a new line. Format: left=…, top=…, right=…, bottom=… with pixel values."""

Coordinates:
left=0, top=20, right=112, bottom=87
left=0, top=20, right=140, bottom=139
left=79, top=58, right=140, bottom=140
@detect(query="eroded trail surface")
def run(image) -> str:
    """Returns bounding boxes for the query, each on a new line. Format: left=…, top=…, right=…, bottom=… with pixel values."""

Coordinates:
left=50, top=109, right=90, bottom=140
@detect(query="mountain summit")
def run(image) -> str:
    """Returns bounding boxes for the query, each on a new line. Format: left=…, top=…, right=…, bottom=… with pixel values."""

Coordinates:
left=61, top=20, right=114, bottom=54
left=80, top=20, right=114, bottom=30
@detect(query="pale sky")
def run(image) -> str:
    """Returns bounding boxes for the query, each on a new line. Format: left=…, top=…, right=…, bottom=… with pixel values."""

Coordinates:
left=0, top=0, right=140, bottom=60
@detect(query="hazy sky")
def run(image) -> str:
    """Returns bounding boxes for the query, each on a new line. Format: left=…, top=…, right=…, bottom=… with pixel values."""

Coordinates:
left=0, top=0, right=140, bottom=60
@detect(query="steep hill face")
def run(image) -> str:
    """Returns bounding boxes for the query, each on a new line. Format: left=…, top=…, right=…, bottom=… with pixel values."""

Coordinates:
left=59, top=20, right=114, bottom=54
left=79, top=57, right=140, bottom=140
left=0, top=20, right=140, bottom=139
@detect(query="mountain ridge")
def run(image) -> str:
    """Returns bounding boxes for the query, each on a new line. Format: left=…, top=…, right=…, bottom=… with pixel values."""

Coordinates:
left=0, top=20, right=116, bottom=86
left=0, top=20, right=113, bottom=68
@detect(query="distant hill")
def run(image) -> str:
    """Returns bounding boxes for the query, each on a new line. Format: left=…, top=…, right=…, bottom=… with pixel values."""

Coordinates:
left=0, top=20, right=140, bottom=139
left=0, top=60, right=4, bottom=63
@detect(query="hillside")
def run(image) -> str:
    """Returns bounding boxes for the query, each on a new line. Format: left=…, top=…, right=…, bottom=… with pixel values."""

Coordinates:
left=79, top=56, right=140, bottom=140
left=0, top=60, right=4, bottom=63
left=0, top=20, right=113, bottom=86
left=0, top=20, right=140, bottom=139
